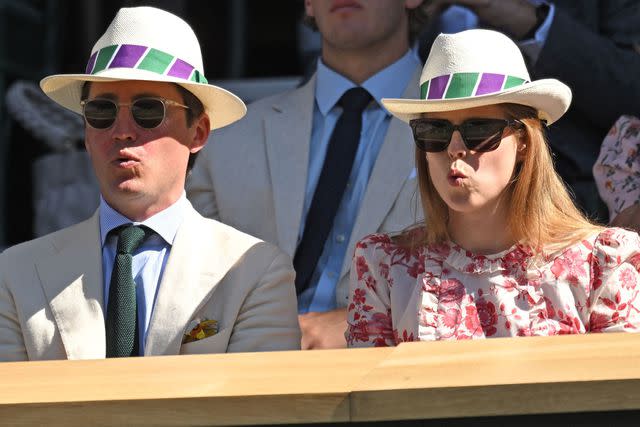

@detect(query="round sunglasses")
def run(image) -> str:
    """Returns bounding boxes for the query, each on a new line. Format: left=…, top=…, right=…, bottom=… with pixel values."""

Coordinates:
left=409, top=118, right=524, bottom=153
left=80, top=97, right=190, bottom=130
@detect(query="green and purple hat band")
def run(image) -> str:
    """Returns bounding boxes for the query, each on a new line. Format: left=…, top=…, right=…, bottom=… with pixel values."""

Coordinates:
left=86, top=44, right=208, bottom=84
left=421, top=72, right=529, bottom=100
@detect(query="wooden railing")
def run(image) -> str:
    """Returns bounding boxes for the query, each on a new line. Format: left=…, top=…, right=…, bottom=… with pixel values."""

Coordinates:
left=1, top=333, right=640, bottom=426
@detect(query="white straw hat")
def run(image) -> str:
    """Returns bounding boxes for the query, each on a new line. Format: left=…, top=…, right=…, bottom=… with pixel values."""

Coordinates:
left=40, top=6, right=246, bottom=130
left=382, top=29, right=571, bottom=125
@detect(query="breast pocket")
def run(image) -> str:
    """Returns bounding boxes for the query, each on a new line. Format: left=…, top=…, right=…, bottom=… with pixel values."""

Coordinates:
left=179, top=327, right=232, bottom=355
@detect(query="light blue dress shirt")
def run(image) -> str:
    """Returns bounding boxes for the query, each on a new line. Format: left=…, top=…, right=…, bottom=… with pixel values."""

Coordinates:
left=439, top=2, right=555, bottom=64
left=100, top=193, right=188, bottom=354
left=297, top=50, right=420, bottom=313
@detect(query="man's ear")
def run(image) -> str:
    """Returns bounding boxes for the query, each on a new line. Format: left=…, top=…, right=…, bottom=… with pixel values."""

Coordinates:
left=405, top=0, right=424, bottom=10
left=305, top=0, right=314, bottom=18
left=189, top=113, right=210, bottom=154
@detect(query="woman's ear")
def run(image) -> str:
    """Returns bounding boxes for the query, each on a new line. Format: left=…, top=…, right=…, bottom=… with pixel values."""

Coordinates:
left=516, top=141, right=527, bottom=161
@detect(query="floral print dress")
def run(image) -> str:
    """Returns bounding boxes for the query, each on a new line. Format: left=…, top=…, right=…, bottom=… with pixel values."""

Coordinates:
left=593, top=115, right=640, bottom=219
left=346, top=228, right=640, bottom=347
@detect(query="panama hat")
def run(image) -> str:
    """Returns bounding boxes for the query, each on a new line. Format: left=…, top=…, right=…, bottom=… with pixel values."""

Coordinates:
left=382, top=29, right=571, bottom=125
left=40, top=6, right=246, bottom=130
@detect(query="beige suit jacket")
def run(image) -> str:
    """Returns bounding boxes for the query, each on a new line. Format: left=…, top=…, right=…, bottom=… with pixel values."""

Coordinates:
left=187, top=67, right=423, bottom=308
left=0, top=205, right=301, bottom=362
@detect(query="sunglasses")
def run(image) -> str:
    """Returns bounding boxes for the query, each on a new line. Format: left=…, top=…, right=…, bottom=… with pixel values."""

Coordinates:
left=409, top=118, right=524, bottom=153
left=80, top=97, right=190, bottom=129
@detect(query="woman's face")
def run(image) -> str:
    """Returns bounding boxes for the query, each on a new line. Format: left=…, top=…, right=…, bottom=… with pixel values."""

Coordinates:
left=424, top=104, right=524, bottom=217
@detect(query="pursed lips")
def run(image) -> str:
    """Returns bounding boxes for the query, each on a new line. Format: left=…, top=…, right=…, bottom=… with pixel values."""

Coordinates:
left=113, top=149, right=141, bottom=167
left=448, top=167, right=468, bottom=186
left=330, top=0, right=361, bottom=12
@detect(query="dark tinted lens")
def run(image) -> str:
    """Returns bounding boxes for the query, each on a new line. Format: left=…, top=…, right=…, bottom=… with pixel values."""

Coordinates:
left=411, top=119, right=453, bottom=152
left=131, top=98, right=165, bottom=128
left=83, top=99, right=117, bottom=129
left=460, top=119, right=508, bottom=152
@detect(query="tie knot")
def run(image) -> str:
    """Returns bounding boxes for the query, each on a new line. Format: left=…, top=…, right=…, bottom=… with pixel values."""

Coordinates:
left=113, top=225, right=149, bottom=254
left=338, top=87, right=371, bottom=113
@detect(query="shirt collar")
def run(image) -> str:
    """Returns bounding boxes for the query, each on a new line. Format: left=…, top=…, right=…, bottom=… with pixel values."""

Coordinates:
left=315, top=49, right=420, bottom=116
left=99, top=193, right=188, bottom=247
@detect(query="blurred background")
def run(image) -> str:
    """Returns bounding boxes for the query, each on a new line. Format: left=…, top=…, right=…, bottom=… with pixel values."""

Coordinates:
left=0, top=0, right=315, bottom=248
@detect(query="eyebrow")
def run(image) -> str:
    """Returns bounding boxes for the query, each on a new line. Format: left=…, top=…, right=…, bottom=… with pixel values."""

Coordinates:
left=89, top=91, right=161, bottom=101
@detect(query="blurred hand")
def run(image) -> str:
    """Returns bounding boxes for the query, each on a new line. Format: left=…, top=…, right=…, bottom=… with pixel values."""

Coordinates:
left=423, top=0, right=538, bottom=40
left=611, top=203, right=640, bottom=233
left=299, top=308, right=347, bottom=350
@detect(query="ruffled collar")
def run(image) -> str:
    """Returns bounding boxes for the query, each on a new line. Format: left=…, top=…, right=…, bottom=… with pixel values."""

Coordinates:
left=443, top=241, right=534, bottom=275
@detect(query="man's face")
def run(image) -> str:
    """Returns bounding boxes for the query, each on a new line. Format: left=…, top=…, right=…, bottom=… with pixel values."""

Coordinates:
left=84, top=80, right=208, bottom=220
left=305, top=0, right=418, bottom=51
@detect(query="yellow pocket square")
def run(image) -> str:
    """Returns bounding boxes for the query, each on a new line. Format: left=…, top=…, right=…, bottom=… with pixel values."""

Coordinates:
left=182, top=319, right=218, bottom=344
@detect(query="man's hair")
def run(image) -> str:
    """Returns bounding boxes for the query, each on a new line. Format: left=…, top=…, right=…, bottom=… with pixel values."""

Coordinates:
left=303, top=2, right=430, bottom=44
left=173, top=84, right=205, bottom=174
left=80, top=81, right=205, bottom=174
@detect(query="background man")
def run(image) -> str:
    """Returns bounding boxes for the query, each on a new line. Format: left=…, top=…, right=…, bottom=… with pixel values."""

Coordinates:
left=0, top=6, right=300, bottom=362
left=187, top=0, right=427, bottom=349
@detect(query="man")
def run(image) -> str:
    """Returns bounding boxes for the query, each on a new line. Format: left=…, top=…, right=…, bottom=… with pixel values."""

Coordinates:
left=187, top=0, right=426, bottom=349
left=422, top=0, right=640, bottom=221
left=0, top=6, right=300, bottom=362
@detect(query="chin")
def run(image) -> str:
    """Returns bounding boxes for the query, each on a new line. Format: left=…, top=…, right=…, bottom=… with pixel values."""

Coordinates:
left=443, top=196, right=484, bottom=214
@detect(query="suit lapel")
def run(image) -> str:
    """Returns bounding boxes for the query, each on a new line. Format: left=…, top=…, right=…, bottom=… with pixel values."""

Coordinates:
left=338, top=66, right=422, bottom=279
left=144, top=206, right=238, bottom=356
left=36, top=211, right=105, bottom=359
left=264, top=76, right=316, bottom=256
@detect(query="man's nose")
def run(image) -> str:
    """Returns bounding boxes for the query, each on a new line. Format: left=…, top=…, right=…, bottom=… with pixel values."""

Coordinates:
left=111, top=105, right=136, bottom=142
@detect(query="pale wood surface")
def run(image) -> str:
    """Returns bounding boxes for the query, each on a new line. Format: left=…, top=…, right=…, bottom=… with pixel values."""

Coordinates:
left=2, top=333, right=640, bottom=425
left=0, top=347, right=392, bottom=426
left=351, top=333, right=640, bottom=421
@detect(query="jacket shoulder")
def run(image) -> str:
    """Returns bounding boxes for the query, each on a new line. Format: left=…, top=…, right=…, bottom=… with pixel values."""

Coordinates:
left=212, top=80, right=314, bottom=140
left=1, top=217, right=96, bottom=261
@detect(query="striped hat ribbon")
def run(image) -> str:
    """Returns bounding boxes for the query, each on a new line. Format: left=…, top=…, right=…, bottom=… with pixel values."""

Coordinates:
left=86, top=44, right=208, bottom=84
left=421, top=72, right=529, bottom=100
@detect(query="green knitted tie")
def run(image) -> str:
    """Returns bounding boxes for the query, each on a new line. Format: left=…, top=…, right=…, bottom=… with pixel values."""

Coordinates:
left=105, top=225, right=149, bottom=358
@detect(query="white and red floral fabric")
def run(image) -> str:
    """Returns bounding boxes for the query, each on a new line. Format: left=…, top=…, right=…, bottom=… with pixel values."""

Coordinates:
left=346, top=228, right=640, bottom=347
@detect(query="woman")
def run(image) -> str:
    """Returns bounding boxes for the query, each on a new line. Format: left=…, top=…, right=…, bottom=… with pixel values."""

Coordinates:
left=593, top=115, right=640, bottom=232
left=346, top=29, right=640, bottom=347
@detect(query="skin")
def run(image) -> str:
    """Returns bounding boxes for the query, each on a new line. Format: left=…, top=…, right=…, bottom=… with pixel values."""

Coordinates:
left=611, top=203, right=640, bottom=233
left=299, top=0, right=422, bottom=349
left=305, top=0, right=423, bottom=84
left=85, top=80, right=210, bottom=221
left=423, top=0, right=538, bottom=40
left=425, top=105, right=525, bottom=254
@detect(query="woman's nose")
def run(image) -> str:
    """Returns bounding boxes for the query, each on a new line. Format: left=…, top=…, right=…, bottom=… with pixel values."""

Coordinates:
left=447, top=130, right=467, bottom=159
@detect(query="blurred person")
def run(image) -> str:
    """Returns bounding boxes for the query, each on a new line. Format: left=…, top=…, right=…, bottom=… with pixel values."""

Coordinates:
left=347, top=30, right=640, bottom=347
left=188, top=0, right=428, bottom=349
left=594, top=115, right=640, bottom=232
left=420, top=0, right=640, bottom=222
left=0, top=6, right=300, bottom=362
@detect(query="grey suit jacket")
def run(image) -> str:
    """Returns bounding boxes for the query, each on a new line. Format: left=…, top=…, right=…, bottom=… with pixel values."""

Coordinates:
left=0, top=204, right=301, bottom=361
left=187, top=67, right=423, bottom=308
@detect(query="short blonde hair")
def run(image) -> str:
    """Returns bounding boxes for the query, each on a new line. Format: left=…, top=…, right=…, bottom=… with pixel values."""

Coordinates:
left=408, top=103, right=603, bottom=253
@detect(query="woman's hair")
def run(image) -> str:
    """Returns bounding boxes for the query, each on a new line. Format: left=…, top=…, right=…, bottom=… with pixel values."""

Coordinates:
left=406, top=103, right=604, bottom=254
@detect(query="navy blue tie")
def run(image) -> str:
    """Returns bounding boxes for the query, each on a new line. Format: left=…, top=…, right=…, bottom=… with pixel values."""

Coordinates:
left=293, top=87, right=372, bottom=295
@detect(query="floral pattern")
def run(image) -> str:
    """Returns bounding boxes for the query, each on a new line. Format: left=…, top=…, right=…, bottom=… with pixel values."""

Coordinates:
left=594, top=115, right=640, bottom=219
left=346, top=228, right=640, bottom=347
